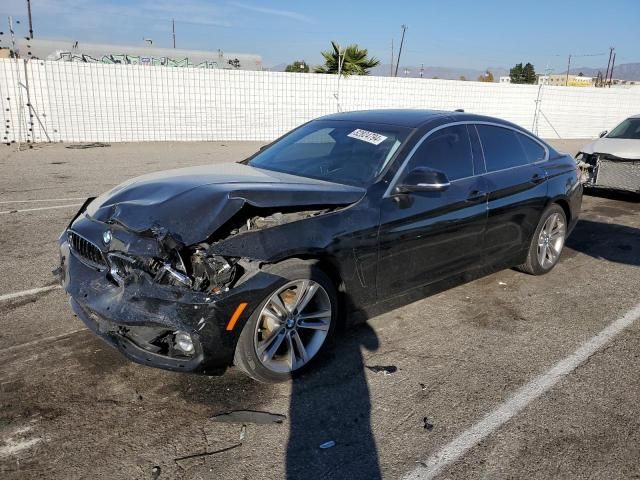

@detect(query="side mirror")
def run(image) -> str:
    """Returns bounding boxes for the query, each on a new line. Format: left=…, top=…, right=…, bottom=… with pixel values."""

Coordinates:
left=598, top=130, right=608, bottom=138
left=395, top=167, right=451, bottom=194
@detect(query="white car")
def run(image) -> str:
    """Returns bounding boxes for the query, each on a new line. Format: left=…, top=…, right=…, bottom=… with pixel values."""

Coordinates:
left=577, top=115, right=640, bottom=193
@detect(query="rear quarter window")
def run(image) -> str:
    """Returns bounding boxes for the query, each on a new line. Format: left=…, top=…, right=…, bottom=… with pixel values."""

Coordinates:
left=516, top=133, right=546, bottom=163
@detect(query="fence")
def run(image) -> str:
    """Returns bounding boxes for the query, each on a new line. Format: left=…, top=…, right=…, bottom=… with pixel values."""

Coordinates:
left=2, top=58, right=640, bottom=144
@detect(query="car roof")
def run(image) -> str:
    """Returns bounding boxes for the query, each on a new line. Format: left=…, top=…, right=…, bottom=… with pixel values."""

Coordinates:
left=317, top=109, right=525, bottom=130
left=318, top=109, right=450, bottom=128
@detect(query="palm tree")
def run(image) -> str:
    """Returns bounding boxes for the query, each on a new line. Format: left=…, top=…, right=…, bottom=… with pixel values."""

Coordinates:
left=314, top=41, right=380, bottom=76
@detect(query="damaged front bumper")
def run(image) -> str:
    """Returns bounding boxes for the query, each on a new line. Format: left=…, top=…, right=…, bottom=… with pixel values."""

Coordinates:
left=57, top=222, right=284, bottom=375
left=576, top=152, right=640, bottom=193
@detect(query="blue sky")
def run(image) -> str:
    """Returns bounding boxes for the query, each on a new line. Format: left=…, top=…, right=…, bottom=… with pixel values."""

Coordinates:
left=2, top=0, right=639, bottom=71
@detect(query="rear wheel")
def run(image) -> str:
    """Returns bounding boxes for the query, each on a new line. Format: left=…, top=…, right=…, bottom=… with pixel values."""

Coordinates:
left=517, top=204, right=567, bottom=275
left=234, top=261, right=337, bottom=383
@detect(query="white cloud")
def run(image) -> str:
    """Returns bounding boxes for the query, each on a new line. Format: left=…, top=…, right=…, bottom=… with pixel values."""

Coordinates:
left=229, top=1, right=314, bottom=23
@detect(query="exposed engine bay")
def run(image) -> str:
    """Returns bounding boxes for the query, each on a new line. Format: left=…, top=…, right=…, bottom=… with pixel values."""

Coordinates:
left=90, top=208, right=336, bottom=294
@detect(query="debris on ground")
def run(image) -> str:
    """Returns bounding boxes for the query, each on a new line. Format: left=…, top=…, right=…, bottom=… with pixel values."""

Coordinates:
left=365, top=365, right=398, bottom=375
left=319, top=440, right=336, bottom=449
left=174, top=443, right=242, bottom=463
left=65, top=142, right=111, bottom=149
left=210, top=410, right=286, bottom=425
left=239, top=425, right=247, bottom=441
left=423, top=417, right=434, bottom=431
left=498, top=281, right=507, bottom=286
left=419, top=383, right=428, bottom=391
left=151, top=466, right=161, bottom=479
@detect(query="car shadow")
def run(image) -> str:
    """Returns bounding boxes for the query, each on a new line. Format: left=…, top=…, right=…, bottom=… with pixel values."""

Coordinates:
left=566, top=219, right=640, bottom=267
left=286, top=322, right=382, bottom=480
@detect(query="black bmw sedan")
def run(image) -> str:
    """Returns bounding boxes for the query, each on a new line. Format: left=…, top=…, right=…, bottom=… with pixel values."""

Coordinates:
left=58, top=109, right=582, bottom=382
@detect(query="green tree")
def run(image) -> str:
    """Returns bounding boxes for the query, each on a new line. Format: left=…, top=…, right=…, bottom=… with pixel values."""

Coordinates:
left=510, top=63, right=524, bottom=83
left=285, top=60, right=309, bottom=73
left=314, top=41, right=380, bottom=75
left=510, top=62, right=536, bottom=84
left=459, top=75, right=467, bottom=81
left=522, top=62, right=536, bottom=84
left=478, top=70, right=494, bottom=82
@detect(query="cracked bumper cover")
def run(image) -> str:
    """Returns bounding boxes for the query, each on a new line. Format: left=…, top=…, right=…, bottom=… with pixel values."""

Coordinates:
left=58, top=238, right=284, bottom=375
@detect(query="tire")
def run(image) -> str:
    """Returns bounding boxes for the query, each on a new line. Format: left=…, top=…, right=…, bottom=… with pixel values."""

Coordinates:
left=233, top=260, right=338, bottom=383
left=516, top=204, right=567, bottom=275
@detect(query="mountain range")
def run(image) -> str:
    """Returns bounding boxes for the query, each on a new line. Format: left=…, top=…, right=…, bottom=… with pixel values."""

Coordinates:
left=269, top=62, right=640, bottom=81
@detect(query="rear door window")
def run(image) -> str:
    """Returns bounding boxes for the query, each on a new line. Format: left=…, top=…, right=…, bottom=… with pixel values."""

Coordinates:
left=477, top=125, right=530, bottom=172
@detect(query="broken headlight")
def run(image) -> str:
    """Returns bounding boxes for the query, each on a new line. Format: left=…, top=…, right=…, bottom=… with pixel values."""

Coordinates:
left=106, top=247, right=237, bottom=293
left=107, top=250, right=191, bottom=288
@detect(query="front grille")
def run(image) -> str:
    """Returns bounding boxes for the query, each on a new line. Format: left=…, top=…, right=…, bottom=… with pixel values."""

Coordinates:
left=595, top=158, right=640, bottom=192
left=68, top=231, right=107, bottom=268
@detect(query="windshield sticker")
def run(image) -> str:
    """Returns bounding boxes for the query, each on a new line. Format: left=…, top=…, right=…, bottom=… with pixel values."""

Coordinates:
left=347, top=129, right=388, bottom=145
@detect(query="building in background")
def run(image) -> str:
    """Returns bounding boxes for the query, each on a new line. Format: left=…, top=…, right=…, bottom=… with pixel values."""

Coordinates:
left=10, top=38, right=263, bottom=70
left=609, top=79, right=640, bottom=88
left=537, top=74, right=594, bottom=87
left=499, top=76, right=511, bottom=83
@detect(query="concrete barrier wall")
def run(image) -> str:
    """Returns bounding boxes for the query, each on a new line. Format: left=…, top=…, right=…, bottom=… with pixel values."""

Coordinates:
left=2, top=59, right=640, bottom=143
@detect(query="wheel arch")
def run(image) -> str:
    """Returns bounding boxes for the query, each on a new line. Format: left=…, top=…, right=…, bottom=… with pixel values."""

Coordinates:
left=265, top=254, right=349, bottom=329
left=550, top=197, right=572, bottom=225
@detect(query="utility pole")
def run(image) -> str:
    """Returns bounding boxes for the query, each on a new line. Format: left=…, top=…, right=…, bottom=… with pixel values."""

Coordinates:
left=394, top=24, right=407, bottom=77
left=172, top=19, right=176, bottom=48
left=390, top=39, right=394, bottom=77
left=565, top=54, right=571, bottom=86
left=420, top=63, right=424, bottom=78
left=26, top=0, right=34, bottom=38
left=604, top=47, right=614, bottom=86
left=608, top=52, right=616, bottom=87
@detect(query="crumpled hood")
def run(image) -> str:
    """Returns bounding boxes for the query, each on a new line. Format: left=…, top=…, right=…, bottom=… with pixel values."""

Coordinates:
left=85, top=162, right=365, bottom=245
left=580, top=137, right=640, bottom=160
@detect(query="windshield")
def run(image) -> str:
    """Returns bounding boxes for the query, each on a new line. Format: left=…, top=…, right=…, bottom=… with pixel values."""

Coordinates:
left=248, top=120, right=411, bottom=187
left=607, top=118, right=640, bottom=139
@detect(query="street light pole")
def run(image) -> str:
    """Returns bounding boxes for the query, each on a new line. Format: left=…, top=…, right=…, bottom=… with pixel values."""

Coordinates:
left=172, top=19, right=176, bottom=48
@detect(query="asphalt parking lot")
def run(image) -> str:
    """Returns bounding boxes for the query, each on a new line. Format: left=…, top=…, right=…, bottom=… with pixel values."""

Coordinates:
left=1, top=140, right=639, bottom=480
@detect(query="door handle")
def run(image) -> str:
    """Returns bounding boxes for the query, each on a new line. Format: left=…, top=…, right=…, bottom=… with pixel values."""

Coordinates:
left=466, top=190, right=487, bottom=202
left=530, top=173, right=544, bottom=184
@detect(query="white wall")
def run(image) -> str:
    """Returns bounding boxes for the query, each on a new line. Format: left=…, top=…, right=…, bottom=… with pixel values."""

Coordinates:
left=2, top=58, right=640, bottom=144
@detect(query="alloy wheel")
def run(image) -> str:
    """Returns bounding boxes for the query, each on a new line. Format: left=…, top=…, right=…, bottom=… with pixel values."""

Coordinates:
left=254, top=279, right=332, bottom=373
left=537, top=212, right=566, bottom=269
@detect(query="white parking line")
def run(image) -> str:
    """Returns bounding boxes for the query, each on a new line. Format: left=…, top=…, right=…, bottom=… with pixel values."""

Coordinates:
left=0, top=203, right=82, bottom=215
left=404, top=301, right=640, bottom=480
left=0, top=285, right=61, bottom=302
left=0, top=197, right=86, bottom=204
left=3, top=328, right=87, bottom=356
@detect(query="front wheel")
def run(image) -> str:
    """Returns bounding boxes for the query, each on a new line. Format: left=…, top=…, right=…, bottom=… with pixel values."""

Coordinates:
left=516, top=204, right=567, bottom=275
left=233, top=261, right=337, bottom=383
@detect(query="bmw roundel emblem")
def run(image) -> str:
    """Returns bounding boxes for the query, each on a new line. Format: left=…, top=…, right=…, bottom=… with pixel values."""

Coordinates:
left=103, top=229, right=112, bottom=245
